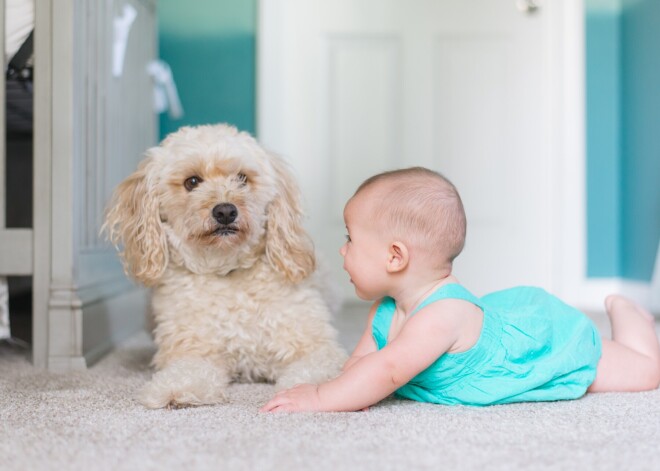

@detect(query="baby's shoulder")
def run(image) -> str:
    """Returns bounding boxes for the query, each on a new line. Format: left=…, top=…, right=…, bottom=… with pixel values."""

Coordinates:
left=413, top=296, right=482, bottom=327
left=410, top=296, right=484, bottom=353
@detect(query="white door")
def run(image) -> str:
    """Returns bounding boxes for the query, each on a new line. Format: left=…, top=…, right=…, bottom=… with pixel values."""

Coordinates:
left=258, top=0, right=584, bottom=301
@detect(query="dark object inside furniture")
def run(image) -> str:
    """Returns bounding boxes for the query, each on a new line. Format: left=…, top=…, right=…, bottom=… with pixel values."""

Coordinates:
left=5, top=30, right=34, bottom=345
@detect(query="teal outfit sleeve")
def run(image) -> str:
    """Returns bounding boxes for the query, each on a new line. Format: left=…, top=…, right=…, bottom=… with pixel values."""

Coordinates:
left=372, top=284, right=602, bottom=406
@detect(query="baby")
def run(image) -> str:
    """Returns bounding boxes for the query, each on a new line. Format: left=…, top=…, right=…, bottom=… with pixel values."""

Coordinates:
left=261, top=167, right=660, bottom=411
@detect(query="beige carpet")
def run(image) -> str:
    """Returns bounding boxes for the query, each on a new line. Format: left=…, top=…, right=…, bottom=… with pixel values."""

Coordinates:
left=1, top=307, right=659, bottom=471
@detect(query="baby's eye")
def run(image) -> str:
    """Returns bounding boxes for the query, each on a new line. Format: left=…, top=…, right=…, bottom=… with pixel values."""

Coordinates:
left=184, top=176, right=203, bottom=191
left=344, top=234, right=351, bottom=243
left=236, top=173, right=248, bottom=185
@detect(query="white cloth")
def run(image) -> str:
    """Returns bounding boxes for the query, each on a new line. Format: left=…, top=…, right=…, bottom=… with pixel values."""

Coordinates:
left=5, top=0, right=34, bottom=63
left=0, top=277, right=9, bottom=339
left=148, top=60, right=184, bottom=119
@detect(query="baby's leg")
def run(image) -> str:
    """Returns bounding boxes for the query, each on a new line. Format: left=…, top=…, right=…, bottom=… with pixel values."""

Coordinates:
left=588, top=295, right=660, bottom=392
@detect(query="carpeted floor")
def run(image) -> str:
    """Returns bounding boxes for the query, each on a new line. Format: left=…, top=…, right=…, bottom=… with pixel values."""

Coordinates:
left=1, top=305, right=659, bottom=471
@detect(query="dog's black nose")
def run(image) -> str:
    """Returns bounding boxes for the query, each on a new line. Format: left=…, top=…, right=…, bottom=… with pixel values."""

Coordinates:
left=212, top=203, right=238, bottom=225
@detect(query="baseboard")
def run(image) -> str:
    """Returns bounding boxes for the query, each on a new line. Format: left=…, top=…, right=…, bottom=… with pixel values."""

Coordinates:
left=82, top=287, right=149, bottom=367
left=341, top=278, right=659, bottom=316
left=577, top=278, right=660, bottom=315
left=48, top=355, right=87, bottom=372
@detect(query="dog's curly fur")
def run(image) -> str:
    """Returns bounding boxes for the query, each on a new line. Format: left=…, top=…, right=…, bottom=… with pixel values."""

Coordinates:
left=103, top=124, right=347, bottom=409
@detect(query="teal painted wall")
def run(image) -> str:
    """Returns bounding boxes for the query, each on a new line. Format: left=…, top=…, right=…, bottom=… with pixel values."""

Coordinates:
left=585, top=0, right=660, bottom=281
left=585, top=1, right=622, bottom=277
left=158, top=0, right=256, bottom=140
left=620, top=0, right=660, bottom=281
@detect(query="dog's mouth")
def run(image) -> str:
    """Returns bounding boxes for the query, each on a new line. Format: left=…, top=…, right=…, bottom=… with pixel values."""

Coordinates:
left=210, top=225, right=240, bottom=237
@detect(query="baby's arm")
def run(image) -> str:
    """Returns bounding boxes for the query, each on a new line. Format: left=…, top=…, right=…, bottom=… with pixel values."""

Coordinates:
left=342, top=301, right=379, bottom=372
left=261, top=303, right=459, bottom=412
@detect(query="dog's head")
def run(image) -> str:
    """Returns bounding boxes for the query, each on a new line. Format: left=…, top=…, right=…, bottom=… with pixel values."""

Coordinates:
left=103, top=124, right=315, bottom=286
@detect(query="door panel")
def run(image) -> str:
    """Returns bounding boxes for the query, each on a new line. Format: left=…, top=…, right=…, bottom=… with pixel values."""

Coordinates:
left=259, top=0, right=556, bottom=299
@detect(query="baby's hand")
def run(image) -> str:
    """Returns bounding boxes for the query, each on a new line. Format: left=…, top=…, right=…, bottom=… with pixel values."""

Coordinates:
left=260, top=384, right=322, bottom=412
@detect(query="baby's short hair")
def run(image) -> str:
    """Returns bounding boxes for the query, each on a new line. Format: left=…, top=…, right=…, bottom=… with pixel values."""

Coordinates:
left=354, top=167, right=466, bottom=264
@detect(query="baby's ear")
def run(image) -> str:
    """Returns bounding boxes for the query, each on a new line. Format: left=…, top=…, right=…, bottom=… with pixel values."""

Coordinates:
left=265, top=154, right=316, bottom=283
left=386, top=241, right=409, bottom=273
left=102, top=152, right=168, bottom=286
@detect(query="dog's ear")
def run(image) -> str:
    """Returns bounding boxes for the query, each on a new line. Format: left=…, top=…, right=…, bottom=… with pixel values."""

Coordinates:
left=102, top=153, right=168, bottom=286
left=265, top=155, right=316, bottom=283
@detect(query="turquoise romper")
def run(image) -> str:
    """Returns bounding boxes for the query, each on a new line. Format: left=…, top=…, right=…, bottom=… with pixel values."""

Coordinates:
left=372, top=284, right=602, bottom=406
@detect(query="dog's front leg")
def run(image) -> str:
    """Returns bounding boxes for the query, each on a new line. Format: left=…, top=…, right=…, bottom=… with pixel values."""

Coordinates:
left=275, top=342, right=348, bottom=390
left=139, top=357, right=230, bottom=409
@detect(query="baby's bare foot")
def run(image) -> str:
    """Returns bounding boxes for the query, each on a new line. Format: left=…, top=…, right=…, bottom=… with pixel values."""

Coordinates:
left=605, top=294, right=655, bottom=322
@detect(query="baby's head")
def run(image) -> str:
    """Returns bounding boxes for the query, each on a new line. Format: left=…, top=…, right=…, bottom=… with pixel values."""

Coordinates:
left=348, top=167, right=466, bottom=270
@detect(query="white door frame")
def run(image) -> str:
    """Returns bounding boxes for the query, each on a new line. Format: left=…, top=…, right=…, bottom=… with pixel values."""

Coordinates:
left=257, top=0, right=610, bottom=310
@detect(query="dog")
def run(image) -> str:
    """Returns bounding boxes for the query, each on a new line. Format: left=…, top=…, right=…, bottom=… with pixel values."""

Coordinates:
left=103, top=124, right=347, bottom=409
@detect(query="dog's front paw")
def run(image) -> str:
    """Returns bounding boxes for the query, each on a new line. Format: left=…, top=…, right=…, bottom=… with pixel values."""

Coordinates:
left=276, top=343, right=348, bottom=390
left=139, top=357, right=230, bottom=409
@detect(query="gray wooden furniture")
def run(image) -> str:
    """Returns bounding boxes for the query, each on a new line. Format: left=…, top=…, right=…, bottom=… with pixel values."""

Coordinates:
left=1, top=0, right=157, bottom=370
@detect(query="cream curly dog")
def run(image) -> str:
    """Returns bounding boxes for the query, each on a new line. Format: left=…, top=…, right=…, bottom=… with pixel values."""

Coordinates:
left=104, top=124, right=347, bottom=409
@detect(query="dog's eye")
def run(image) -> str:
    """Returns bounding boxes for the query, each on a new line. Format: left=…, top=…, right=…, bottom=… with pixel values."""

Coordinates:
left=236, top=173, right=248, bottom=186
left=184, top=176, right=203, bottom=191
